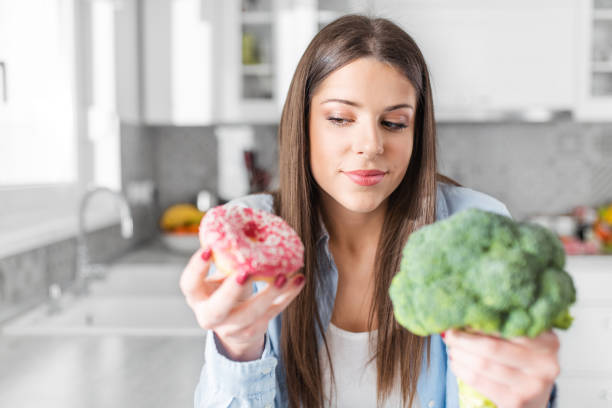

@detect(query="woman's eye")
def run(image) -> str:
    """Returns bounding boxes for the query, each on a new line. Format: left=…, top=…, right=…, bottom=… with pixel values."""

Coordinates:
left=327, top=117, right=352, bottom=126
left=381, top=120, right=407, bottom=130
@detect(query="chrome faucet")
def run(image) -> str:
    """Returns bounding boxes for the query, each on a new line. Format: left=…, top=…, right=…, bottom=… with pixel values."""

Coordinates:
left=72, top=186, right=134, bottom=296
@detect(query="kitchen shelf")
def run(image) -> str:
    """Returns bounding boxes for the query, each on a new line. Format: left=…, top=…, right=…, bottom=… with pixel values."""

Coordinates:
left=592, top=62, right=612, bottom=72
left=593, top=9, right=612, bottom=19
left=241, top=11, right=272, bottom=24
left=592, top=72, right=612, bottom=96
left=242, top=63, right=272, bottom=75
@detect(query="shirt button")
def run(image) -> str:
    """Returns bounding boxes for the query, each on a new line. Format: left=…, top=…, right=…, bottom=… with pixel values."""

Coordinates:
left=428, top=401, right=436, bottom=408
left=261, top=367, right=272, bottom=375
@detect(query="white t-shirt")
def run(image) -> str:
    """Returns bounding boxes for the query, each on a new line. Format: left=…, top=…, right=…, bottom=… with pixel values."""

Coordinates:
left=319, top=321, right=420, bottom=408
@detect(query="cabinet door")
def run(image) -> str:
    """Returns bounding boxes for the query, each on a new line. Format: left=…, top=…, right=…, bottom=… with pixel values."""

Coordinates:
left=214, top=0, right=279, bottom=123
left=374, top=0, right=576, bottom=119
left=143, top=0, right=214, bottom=125
left=0, top=0, right=75, bottom=185
left=575, top=0, right=612, bottom=121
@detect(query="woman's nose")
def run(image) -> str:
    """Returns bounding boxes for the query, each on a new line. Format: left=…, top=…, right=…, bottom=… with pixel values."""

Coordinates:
left=352, top=121, right=383, bottom=157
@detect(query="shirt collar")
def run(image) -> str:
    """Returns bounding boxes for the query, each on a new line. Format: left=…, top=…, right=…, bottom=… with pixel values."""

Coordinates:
left=316, top=211, right=330, bottom=246
left=435, top=182, right=449, bottom=220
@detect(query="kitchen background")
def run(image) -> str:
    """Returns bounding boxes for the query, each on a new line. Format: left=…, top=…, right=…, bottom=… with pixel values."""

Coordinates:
left=1, top=0, right=612, bottom=407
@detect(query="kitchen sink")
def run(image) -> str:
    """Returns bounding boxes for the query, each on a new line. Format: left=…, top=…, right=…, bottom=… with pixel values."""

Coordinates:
left=1, top=260, right=203, bottom=336
left=1, top=296, right=202, bottom=336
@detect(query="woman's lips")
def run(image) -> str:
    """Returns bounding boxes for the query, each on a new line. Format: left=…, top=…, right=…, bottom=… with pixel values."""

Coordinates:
left=343, top=170, right=387, bottom=186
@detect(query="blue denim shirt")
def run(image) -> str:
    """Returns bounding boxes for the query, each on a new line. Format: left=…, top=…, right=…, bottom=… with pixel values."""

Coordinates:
left=194, top=182, right=556, bottom=408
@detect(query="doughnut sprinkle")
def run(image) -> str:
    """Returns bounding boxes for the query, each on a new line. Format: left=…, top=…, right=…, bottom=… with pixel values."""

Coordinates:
left=199, top=205, right=305, bottom=281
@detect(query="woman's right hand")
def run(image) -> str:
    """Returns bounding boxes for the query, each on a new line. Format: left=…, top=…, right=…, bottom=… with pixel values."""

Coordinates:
left=180, top=248, right=306, bottom=362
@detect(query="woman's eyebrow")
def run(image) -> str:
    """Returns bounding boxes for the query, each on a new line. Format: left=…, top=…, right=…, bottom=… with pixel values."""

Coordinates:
left=321, top=98, right=414, bottom=112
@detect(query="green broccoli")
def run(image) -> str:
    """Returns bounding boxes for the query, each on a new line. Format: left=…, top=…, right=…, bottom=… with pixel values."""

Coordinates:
left=389, top=208, right=576, bottom=407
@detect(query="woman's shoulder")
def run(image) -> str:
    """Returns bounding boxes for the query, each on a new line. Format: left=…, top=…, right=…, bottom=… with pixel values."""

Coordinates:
left=437, top=181, right=512, bottom=219
left=224, top=193, right=275, bottom=213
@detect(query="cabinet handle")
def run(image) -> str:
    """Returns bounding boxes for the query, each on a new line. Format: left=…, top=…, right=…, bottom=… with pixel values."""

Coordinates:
left=0, top=61, right=6, bottom=103
left=600, top=389, right=612, bottom=401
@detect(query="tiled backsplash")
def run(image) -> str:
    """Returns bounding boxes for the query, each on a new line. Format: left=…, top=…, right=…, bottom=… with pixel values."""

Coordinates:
left=150, top=121, right=612, bottom=221
left=148, top=124, right=278, bottom=214
left=437, top=122, right=612, bottom=219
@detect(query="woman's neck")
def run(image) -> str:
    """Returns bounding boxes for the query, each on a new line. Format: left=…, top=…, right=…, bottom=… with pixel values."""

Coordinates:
left=320, top=193, right=387, bottom=257
left=321, top=194, right=387, bottom=332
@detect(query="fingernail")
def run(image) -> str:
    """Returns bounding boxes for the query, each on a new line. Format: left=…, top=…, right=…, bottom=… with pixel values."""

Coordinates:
left=201, top=248, right=212, bottom=261
left=293, top=275, right=304, bottom=287
left=441, top=331, right=446, bottom=340
left=236, top=272, right=249, bottom=285
left=274, top=274, right=287, bottom=289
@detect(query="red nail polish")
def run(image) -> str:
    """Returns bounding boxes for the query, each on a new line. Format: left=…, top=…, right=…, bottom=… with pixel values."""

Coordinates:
left=441, top=332, right=446, bottom=340
left=293, top=275, right=304, bottom=287
left=274, top=274, right=287, bottom=289
left=201, top=248, right=212, bottom=261
left=236, top=272, right=249, bottom=285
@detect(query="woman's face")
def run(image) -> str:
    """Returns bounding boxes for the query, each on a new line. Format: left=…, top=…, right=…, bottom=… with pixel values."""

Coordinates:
left=309, top=57, right=417, bottom=214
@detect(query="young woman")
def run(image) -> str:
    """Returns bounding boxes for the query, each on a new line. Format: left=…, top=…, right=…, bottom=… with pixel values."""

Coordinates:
left=180, top=15, right=560, bottom=408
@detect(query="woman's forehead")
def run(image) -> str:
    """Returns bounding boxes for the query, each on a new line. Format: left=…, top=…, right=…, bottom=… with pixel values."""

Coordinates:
left=312, top=58, right=418, bottom=107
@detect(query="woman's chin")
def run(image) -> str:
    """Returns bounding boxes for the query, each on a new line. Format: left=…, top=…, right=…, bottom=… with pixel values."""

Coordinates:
left=337, top=194, right=387, bottom=214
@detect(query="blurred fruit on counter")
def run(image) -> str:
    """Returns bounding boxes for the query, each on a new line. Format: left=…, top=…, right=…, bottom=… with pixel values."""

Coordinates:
left=159, top=204, right=204, bottom=254
left=594, top=202, right=612, bottom=254
left=527, top=201, right=612, bottom=255
left=159, top=203, right=205, bottom=233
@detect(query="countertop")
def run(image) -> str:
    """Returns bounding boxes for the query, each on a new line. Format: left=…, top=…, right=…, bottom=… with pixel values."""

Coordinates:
left=114, top=239, right=194, bottom=265
left=0, top=335, right=205, bottom=407
left=0, top=240, right=205, bottom=408
left=0, top=241, right=609, bottom=407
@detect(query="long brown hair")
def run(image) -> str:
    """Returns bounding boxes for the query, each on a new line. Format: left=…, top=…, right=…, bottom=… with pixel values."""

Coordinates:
left=273, top=15, right=458, bottom=407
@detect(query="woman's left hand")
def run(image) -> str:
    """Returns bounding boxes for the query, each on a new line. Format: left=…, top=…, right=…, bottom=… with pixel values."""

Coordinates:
left=443, top=329, right=560, bottom=408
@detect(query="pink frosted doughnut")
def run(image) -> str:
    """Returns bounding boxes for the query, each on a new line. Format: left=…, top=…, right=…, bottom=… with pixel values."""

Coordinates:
left=199, top=205, right=304, bottom=281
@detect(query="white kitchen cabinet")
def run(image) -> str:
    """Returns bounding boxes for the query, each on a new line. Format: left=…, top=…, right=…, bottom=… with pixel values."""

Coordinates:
left=557, top=256, right=612, bottom=407
left=213, top=0, right=279, bottom=124
left=143, top=0, right=280, bottom=124
left=216, top=0, right=371, bottom=124
left=142, top=0, right=214, bottom=124
left=86, top=0, right=140, bottom=124
left=0, top=0, right=76, bottom=185
left=373, top=0, right=576, bottom=121
left=575, top=0, right=612, bottom=121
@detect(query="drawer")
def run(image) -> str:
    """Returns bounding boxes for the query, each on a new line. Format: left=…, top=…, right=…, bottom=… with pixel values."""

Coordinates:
left=557, top=306, right=612, bottom=373
left=556, top=376, right=612, bottom=408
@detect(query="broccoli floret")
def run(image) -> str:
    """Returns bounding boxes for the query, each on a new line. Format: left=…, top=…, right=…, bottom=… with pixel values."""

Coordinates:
left=389, top=208, right=576, bottom=339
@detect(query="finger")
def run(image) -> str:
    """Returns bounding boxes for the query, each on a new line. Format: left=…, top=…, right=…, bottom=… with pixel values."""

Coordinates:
left=508, top=330, right=560, bottom=353
left=193, top=271, right=255, bottom=329
left=224, top=274, right=306, bottom=331
left=261, top=282, right=303, bottom=320
left=179, top=248, right=216, bottom=301
left=215, top=315, right=270, bottom=345
left=444, top=329, right=550, bottom=372
left=450, top=357, right=554, bottom=408
left=448, top=346, right=526, bottom=388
